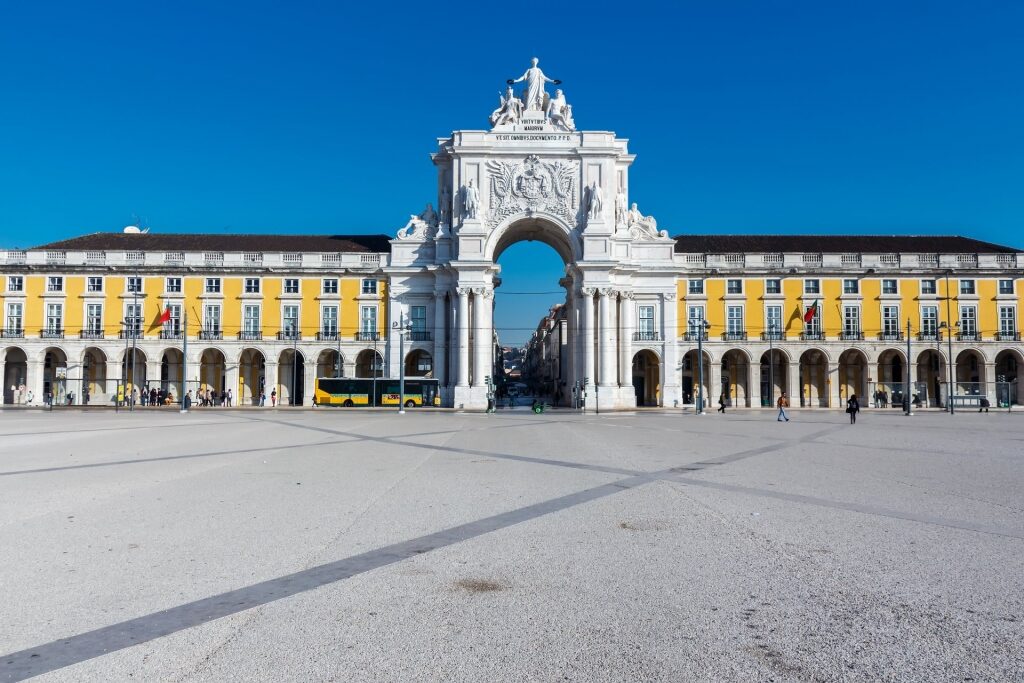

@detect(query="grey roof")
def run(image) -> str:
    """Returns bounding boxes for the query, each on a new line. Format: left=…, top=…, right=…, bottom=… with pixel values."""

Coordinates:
left=672, top=234, right=1019, bottom=254
left=31, top=232, right=393, bottom=253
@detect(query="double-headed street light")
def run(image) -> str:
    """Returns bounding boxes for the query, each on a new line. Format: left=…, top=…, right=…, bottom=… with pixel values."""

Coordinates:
left=392, top=315, right=411, bottom=414
left=688, top=313, right=711, bottom=414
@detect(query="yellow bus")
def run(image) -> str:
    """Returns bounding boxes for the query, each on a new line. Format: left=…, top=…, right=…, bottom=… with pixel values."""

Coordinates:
left=314, top=378, right=440, bottom=408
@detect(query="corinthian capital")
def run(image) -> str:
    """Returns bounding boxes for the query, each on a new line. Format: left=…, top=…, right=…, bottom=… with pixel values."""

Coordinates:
left=580, top=287, right=597, bottom=297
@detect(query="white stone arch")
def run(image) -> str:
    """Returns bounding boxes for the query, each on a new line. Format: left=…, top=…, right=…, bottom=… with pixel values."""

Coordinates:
left=720, top=347, right=753, bottom=407
left=485, top=212, right=581, bottom=265
left=956, top=345, right=994, bottom=365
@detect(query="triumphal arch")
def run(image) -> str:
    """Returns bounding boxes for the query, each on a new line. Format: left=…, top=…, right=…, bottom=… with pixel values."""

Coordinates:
left=388, top=58, right=679, bottom=409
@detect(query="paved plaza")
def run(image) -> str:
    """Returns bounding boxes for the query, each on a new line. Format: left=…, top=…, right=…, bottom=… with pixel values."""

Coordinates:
left=1, top=407, right=1022, bottom=681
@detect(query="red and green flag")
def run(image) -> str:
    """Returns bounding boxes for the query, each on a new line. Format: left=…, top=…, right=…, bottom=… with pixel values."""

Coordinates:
left=151, top=305, right=172, bottom=330
left=803, top=300, right=819, bottom=324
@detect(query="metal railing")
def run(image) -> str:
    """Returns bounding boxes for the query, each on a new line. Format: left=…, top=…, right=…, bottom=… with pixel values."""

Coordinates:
left=917, top=332, right=941, bottom=342
left=316, top=331, right=339, bottom=341
left=41, top=328, right=64, bottom=339
left=957, top=332, right=980, bottom=342
left=355, top=331, right=380, bottom=341
left=277, top=330, right=300, bottom=341
left=79, top=330, right=105, bottom=340
left=722, top=331, right=747, bottom=341
left=0, top=328, right=24, bottom=338
left=159, top=330, right=183, bottom=340
left=199, top=330, right=223, bottom=340
left=761, top=331, right=784, bottom=341
left=410, top=331, right=432, bottom=341
left=683, top=330, right=708, bottom=342
left=238, top=331, right=262, bottom=341
left=840, top=331, right=864, bottom=341
left=996, top=332, right=1021, bottom=342
left=800, top=331, right=825, bottom=341
left=119, top=329, right=143, bottom=340
left=633, top=331, right=663, bottom=342
left=878, top=331, right=904, bottom=341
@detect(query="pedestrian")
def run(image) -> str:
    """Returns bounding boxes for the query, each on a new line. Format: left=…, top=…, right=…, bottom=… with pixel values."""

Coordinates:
left=183, top=390, right=192, bottom=411
left=271, top=389, right=277, bottom=407
left=846, top=393, right=861, bottom=424
left=718, top=392, right=726, bottom=413
left=260, top=391, right=266, bottom=407
left=226, top=388, right=233, bottom=407
left=979, top=397, right=990, bottom=413
left=776, top=392, right=790, bottom=422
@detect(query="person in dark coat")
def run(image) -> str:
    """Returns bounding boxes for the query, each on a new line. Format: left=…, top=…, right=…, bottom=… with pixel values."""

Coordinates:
left=846, top=394, right=861, bottom=424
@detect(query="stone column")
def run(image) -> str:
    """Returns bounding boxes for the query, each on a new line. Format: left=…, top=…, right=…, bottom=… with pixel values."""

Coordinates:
left=709, top=356, right=722, bottom=408
left=662, top=292, right=680, bottom=406
left=565, top=286, right=576, bottom=392
left=433, top=291, right=447, bottom=386
left=263, top=362, right=278, bottom=407
left=28, top=360, right=44, bottom=405
left=984, top=362, right=997, bottom=407
left=581, top=288, right=596, bottom=390
left=146, top=360, right=161, bottom=395
left=302, top=356, right=316, bottom=406
left=619, top=292, right=634, bottom=386
left=827, top=361, right=840, bottom=408
left=787, top=361, right=800, bottom=406
left=598, top=289, right=615, bottom=387
left=225, top=361, right=239, bottom=407
left=473, top=288, right=493, bottom=386
left=456, top=288, right=470, bottom=387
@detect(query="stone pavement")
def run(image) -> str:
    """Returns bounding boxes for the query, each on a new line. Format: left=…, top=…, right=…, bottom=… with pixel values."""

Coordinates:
left=1, top=408, right=1021, bottom=681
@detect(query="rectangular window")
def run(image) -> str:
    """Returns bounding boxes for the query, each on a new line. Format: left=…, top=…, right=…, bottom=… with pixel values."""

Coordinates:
left=6, top=302, right=23, bottom=333
left=283, top=278, right=300, bottom=294
left=165, top=304, right=182, bottom=335
left=361, top=279, right=377, bottom=295
left=86, top=303, right=103, bottom=334
left=960, top=279, right=975, bottom=295
left=805, top=306, right=821, bottom=335
left=87, top=276, right=103, bottom=292
left=126, top=276, right=143, bottom=293
left=726, top=306, right=744, bottom=334
left=205, top=277, right=221, bottom=294
left=638, top=305, right=655, bottom=337
left=882, top=305, right=900, bottom=336
left=804, top=279, right=820, bottom=295
left=842, top=279, right=859, bottom=294
left=47, top=276, right=63, bottom=292
left=410, top=305, right=427, bottom=333
left=360, top=306, right=377, bottom=334
left=204, top=304, right=221, bottom=333
left=46, top=303, right=63, bottom=333
left=726, top=279, right=743, bottom=294
left=688, top=279, right=704, bottom=295
left=282, top=304, right=299, bottom=334
left=243, top=305, right=261, bottom=334
left=765, top=305, right=782, bottom=336
left=843, top=306, right=860, bottom=335
left=125, top=303, right=142, bottom=334
left=882, top=279, right=898, bottom=295
left=921, top=306, right=938, bottom=336
left=687, top=305, right=705, bottom=325
left=999, top=307, right=1016, bottom=335
left=322, top=278, right=338, bottom=294
left=960, top=305, right=977, bottom=336
left=999, top=279, right=1014, bottom=295
left=920, top=279, right=937, bottom=295
left=244, top=278, right=261, bottom=294
left=7, top=276, right=23, bottom=292
left=165, top=277, right=182, bottom=293
left=765, top=279, right=781, bottom=295
left=321, top=306, right=338, bottom=335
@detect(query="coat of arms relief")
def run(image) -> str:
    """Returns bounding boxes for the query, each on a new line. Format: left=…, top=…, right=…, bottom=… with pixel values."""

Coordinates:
left=485, top=155, right=579, bottom=228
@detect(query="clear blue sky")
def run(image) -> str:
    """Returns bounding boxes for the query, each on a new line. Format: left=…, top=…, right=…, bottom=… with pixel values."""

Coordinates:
left=1, top=1, right=1021, bottom=345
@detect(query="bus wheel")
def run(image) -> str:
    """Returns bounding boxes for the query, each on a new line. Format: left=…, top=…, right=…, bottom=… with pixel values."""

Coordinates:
left=404, top=399, right=416, bottom=408
left=343, top=399, right=354, bottom=407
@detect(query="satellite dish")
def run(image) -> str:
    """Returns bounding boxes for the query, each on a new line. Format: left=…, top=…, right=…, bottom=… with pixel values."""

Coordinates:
left=123, top=225, right=141, bottom=233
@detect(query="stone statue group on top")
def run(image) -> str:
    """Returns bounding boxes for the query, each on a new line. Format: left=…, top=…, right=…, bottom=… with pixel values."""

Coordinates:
left=490, top=58, right=575, bottom=131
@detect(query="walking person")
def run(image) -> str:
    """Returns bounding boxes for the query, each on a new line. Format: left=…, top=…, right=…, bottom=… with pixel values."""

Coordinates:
left=718, top=391, right=726, bottom=413
left=226, top=388, right=232, bottom=407
left=846, top=393, right=861, bottom=424
left=271, top=389, right=277, bottom=407
left=776, top=392, right=790, bottom=422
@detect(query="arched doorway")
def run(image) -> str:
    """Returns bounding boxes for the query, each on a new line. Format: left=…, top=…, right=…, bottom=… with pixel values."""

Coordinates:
left=278, top=349, right=305, bottom=405
left=838, top=349, right=868, bottom=405
left=955, top=349, right=985, bottom=396
left=81, top=347, right=108, bottom=405
left=798, top=349, right=828, bottom=407
left=200, top=349, right=227, bottom=396
left=121, top=348, right=147, bottom=402
left=721, top=349, right=750, bottom=407
left=632, top=349, right=660, bottom=406
left=916, top=349, right=945, bottom=407
left=161, top=349, right=184, bottom=399
left=759, top=349, right=788, bottom=407
left=238, top=348, right=265, bottom=406
left=995, top=349, right=1021, bottom=407
left=356, top=349, right=384, bottom=378
left=317, top=349, right=343, bottom=379
left=875, top=349, right=906, bottom=408
left=43, top=347, right=69, bottom=405
left=405, top=349, right=433, bottom=377
left=682, top=349, right=712, bottom=408
left=3, top=347, right=28, bottom=404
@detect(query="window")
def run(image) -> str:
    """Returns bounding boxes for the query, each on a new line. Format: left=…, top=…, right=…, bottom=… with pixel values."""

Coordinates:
left=726, top=306, right=744, bottom=334
left=920, top=279, right=937, bottom=295
left=843, top=306, right=860, bottom=335
left=638, top=305, right=655, bottom=338
left=842, top=279, right=859, bottom=294
left=921, top=306, right=938, bottom=336
left=321, top=306, right=338, bottom=335
left=959, top=305, right=977, bottom=336
left=126, top=276, right=143, bottom=293
left=6, top=303, right=23, bottom=332
left=411, top=305, right=427, bottom=336
left=7, top=276, right=23, bottom=292
left=164, top=304, right=182, bottom=335
left=243, top=305, right=261, bottom=334
left=726, top=279, right=743, bottom=294
left=765, top=305, right=782, bottom=336
left=360, top=306, right=377, bottom=333
left=47, top=276, right=63, bottom=292
left=688, top=279, right=704, bottom=295
left=361, top=279, right=377, bottom=295
left=999, top=307, right=1016, bottom=335
left=204, top=304, right=221, bottom=333
left=282, top=304, right=299, bottom=335
left=765, top=279, right=781, bottom=295
left=46, top=303, right=63, bottom=333
left=283, top=278, right=300, bottom=294
left=165, top=277, right=182, bottom=293
left=322, top=278, right=338, bottom=294
left=687, top=305, right=705, bottom=326
left=804, top=279, right=820, bottom=295
left=959, top=279, right=975, bottom=295
left=882, top=279, right=898, bottom=295
left=205, top=277, right=221, bottom=294
left=87, top=276, right=103, bottom=292
left=125, top=304, right=142, bottom=335
left=86, top=304, right=103, bottom=334
left=244, top=278, right=261, bottom=294
left=999, top=279, right=1014, bottom=295
left=805, top=306, right=821, bottom=335
left=882, top=306, right=900, bottom=336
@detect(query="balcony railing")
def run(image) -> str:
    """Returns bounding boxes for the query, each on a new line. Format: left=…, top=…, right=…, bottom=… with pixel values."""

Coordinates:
left=238, top=331, right=263, bottom=341
left=317, top=330, right=339, bottom=341
left=917, top=332, right=941, bottom=342
left=410, top=330, right=432, bottom=341
left=277, top=330, right=300, bottom=341
left=199, top=330, right=223, bottom=340
left=761, top=331, right=784, bottom=341
left=633, top=331, right=663, bottom=342
left=840, top=331, right=864, bottom=341
left=997, top=332, right=1021, bottom=342
left=356, top=331, right=381, bottom=341
left=957, top=332, right=980, bottom=342
left=119, top=329, right=143, bottom=340
left=800, top=331, right=825, bottom=341
left=878, top=331, right=904, bottom=341
left=41, top=328, right=64, bottom=339
left=722, top=331, right=747, bottom=341
left=1, top=328, right=24, bottom=338
left=80, top=330, right=105, bottom=340
left=683, top=330, right=708, bottom=342
left=159, top=330, right=183, bottom=340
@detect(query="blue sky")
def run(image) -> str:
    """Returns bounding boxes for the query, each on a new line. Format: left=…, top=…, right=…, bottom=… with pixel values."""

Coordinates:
left=1, top=1, right=1021, bottom=345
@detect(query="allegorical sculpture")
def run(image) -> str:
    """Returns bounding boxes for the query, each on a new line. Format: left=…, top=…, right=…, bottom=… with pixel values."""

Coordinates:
left=586, top=181, right=603, bottom=220
left=490, top=58, right=575, bottom=131
left=508, top=57, right=561, bottom=111
left=546, top=89, right=575, bottom=131
left=615, top=189, right=627, bottom=227
left=626, top=202, right=669, bottom=240
left=462, top=179, right=479, bottom=219
left=396, top=203, right=438, bottom=240
left=486, top=154, right=578, bottom=228
left=489, top=85, right=524, bottom=127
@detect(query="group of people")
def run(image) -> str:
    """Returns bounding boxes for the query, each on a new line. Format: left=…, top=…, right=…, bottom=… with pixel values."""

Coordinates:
left=194, top=388, right=233, bottom=407
left=128, top=386, right=233, bottom=408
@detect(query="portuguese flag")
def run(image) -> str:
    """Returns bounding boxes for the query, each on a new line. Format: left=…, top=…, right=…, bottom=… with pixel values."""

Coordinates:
left=803, top=300, right=819, bottom=324
left=151, top=305, right=172, bottom=329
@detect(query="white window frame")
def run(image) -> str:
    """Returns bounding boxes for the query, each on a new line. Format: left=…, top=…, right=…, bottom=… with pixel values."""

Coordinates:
left=322, top=278, right=339, bottom=295
left=999, top=279, right=1014, bottom=295
left=881, top=279, right=898, bottom=295
left=124, top=303, right=142, bottom=334
left=726, top=305, right=744, bottom=334
left=920, top=305, right=938, bottom=336
left=360, top=305, right=378, bottom=333
left=687, top=305, right=705, bottom=326
left=47, top=276, right=64, bottom=292
left=765, top=279, right=782, bottom=295
left=204, top=304, right=222, bottom=334
left=688, top=279, right=704, bottom=295
left=999, top=306, right=1015, bottom=335
left=85, top=303, right=103, bottom=334
left=7, top=276, right=24, bottom=292
left=638, top=305, right=656, bottom=337
left=283, top=278, right=300, bottom=295
left=804, top=279, right=820, bottom=295
left=842, top=279, right=859, bottom=294
left=165, top=277, right=182, bottom=293
left=164, top=303, right=182, bottom=335
left=726, top=279, right=743, bottom=295
left=282, top=304, right=300, bottom=334
left=882, top=305, right=900, bottom=335
left=244, top=278, right=261, bottom=294
left=6, top=302, right=23, bottom=332
left=410, top=305, right=427, bottom=333
left=765, top=304, right=783, bottom=335
left=959, top=279, right=975, bottom=295
left=87, top=276, right=103, bottom=293
left=205, top=277, right=221, bottom=294
left=321, top=305, right=339, bottom=335
left=960, top=305, right=977, bottom=336
left=126, top=276, right=143, bottom=294
left=361, top=279, right=378, bottom=295
left=805, top=306, right=822, bottom=335
left=45, top=303, right=63, bottom=333
left=843, top=305, right=861, bottom=335
left=242, top=304, right=261, bottom=334
left=920, top=279, right=937, bottom=295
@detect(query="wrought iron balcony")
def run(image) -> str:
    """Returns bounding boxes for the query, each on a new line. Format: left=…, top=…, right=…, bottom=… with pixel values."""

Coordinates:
left=159, top=330, right=183, bottom=340
left=119, top=329, right=142, bottom=340
left=238, top=331, right=262, bottom=341
left=0, top=328, right=24, bottom=338
left=917, top=332, right=941, bottom=342
left=878, top=332, right=904, bottom=342
left=356, top=331, right=380, bottom=341
left=997, top=332, right=1021, bottom=342
left=199, top=330, right=223, bottom=340
left=410, top=331, right=432, bottom=341
left=956, top=332, right=980, bottom=342
left=683, top=330, right=708, bottom=342
left=761, top=331, right=784, bottom=341
left=277, top=330, right=300, bottom=341
left=316, top=330, right=339, bottom=341
left=41, top=328, right=65, bottom=339
left=840, top=331, right=864, bottom=341
left=79, top=330, right=105, bottom=340
left=722, top=331, right=747, bottom=342
left=800, top=331, right=825, bottom=341
left=633, top=331, right=663, bottom=342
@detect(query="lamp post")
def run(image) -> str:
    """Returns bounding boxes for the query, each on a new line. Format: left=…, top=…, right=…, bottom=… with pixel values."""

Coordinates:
left=905, top=318, right=913, bottom=416
left=688, top=312, right=711, bottom=414
left=392, top=314, right=411, bottom=414
left=944, top=271, right=956, bottom=414
left=767, top=321, right=777, bottom=410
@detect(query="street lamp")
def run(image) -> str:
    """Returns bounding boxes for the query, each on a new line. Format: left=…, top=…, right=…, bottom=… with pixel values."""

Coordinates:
left=392, top=314, right=411, bottom=414
left=767, top=321, right=778, bottom=409
left=688, top=312, right=711, bottom=414
left=905, top=318, right=913, bottom=416
left=943, top=271, right=957, bottom=414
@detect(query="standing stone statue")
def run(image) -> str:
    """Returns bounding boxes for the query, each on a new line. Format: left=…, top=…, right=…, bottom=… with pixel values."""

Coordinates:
left=615, top=189, right=627, bottom=226
left=440, top=183, right=452, bottom=225
left=462, top=179, right=479, bottom=220
left=587, top=181, right=603, bottom=220
left=508, top=57, right=561, bottom=112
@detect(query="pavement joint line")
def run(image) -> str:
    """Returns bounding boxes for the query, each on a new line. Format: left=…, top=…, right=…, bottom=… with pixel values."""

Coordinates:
left=0, top=419, right=243, bottom=439
left=0, top=471, right=663, bottom=682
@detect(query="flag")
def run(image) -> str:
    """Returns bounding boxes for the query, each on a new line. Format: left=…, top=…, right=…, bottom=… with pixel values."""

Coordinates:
left=803, top=300, right=818, bottom=324
left=151, top=306, right=171, bottom=330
